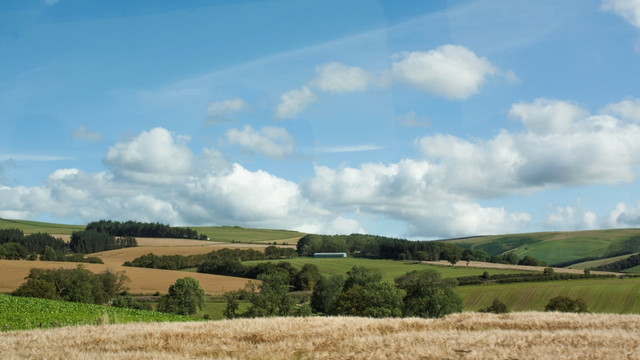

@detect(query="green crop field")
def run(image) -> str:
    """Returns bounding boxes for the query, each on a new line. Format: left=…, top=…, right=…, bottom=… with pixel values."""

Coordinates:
left=0, top=218, right=85, bottom=234
left=243, top=257, right=535, bottom=282
left=568, top=252, right=640, bottom=270
left=445, top=228, right=640, bottom=265
left=457, top=277, right=640, bottom=313
left=0, top=294, right=193, bottom=331
left=188, top=226, right=305, bottom=244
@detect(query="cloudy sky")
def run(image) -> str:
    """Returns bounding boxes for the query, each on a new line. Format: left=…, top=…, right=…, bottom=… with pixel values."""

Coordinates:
left=1, top=0, right=640, bottom=239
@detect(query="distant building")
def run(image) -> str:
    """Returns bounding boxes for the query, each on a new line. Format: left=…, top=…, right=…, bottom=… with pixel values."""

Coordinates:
left=313, top=252, right=347, bottom=258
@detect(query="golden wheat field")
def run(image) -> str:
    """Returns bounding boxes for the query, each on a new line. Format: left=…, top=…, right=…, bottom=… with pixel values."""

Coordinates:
left=0, top=260, right=250, bottom=295
left=1, top=312, right=639, bottom=359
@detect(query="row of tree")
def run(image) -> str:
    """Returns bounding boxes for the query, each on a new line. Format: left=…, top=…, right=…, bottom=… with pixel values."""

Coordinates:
left=592, top=253, right=640, bottom=272
left=86, top=220, right=203, bottom=239
left=69, top=230, right=136, bottom=254
left=296, top=233, right=544, bottom=266
left=0, top=230, right=67, bottom=255
left=123, top=246, right=296, bottom=271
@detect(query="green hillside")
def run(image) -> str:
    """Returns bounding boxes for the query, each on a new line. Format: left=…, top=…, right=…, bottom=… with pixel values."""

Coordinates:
left=193, top=225, right=304, bottom=244
left=0, top=218, right=85, bottom=234
left=458, top=277, right=640, bottom=314
left=445, top=228, right=640, bottom=266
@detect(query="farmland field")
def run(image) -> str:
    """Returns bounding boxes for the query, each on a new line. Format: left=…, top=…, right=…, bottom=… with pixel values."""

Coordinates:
left=568, top=252, right=640, bottom=270
left=1, top=312, right=639, bottom=359
left=0, top=294, right=191, bottom=331
left=242, top=257, right=535, bottom=282
left=192, top=225, right=305, bottom=244
left=0, top=218, right=84, bottom=234
left=0, top=260, right=250, bottom=295
left=458, top=277, right=640, bottom=313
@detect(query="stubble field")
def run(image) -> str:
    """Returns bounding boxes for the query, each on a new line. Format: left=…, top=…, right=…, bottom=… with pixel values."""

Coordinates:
left=1, top=312, right=639, bottom=359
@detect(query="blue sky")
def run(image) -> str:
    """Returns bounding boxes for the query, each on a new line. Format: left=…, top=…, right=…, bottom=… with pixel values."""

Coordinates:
left=1, top=0, right=640, bottom=239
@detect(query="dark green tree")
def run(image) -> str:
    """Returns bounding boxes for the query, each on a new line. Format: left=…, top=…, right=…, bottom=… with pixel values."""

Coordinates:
left=480, top=298, right=509, bottom=314
left=343, top=266, right=382, bottom=290
left=310, top=274, right=345, bottom=314
left=293, top=263, right=322, bottom=291
left=157, top=277, right=206, bottom=315
left=244, top=271, right=294, bottom=317
left=545, top=296, right=588, bottom=313
left=395, top=269, right=463, bottom=318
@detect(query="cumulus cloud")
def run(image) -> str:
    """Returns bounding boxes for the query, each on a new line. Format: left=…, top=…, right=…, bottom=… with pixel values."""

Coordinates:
left=206, top=98, right=248, bottom=124
left=391, top=45, right=498, bottom=99
left=275, top=86, right=317, bottom=119
left=71, top=125, right=102, bottom=141
left=601, top=97, right=640, bottom=122
left=225, top=125, right=294, bottom=159
left=602, top=0, right=640, bottom=27
left=508, top=98, right=587, bottom=134
left=545, top=200, right=598, bottom=230
left=312, top=62, right=372, bottom=93
left=103, top=127, right=194, bottom=184
left=605, top=202, right=640, bottom=227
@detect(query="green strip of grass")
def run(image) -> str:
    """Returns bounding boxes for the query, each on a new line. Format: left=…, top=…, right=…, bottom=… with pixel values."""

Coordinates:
left=457, top=277, right=640, bottom=313
left=191, top=226, right=304, bottom=244
left=0, top=294, right=193, bottom=331
left=0, top=218, right=85, bottom=234
left=243, top=257, right=535, bottom=282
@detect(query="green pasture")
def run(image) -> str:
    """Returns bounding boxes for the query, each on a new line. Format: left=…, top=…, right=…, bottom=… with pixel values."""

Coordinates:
left=243, top=257, right=535, bottom=282
left=569, top=252, right=640, bottom=270
left=0, top=294, right=192, bottom=331
left=0, top=218, right=85, bottom=235
left=458, top=277, right=640, bottom=313
left=447, top=228, right=640, bottom=265
left=192, top=226, right=304, bottom=244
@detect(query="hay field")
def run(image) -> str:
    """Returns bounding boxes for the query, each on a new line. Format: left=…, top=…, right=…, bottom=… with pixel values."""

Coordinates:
left=2, top=312, right=639, bottom=359
left=0, top=260, right=250, bottom=295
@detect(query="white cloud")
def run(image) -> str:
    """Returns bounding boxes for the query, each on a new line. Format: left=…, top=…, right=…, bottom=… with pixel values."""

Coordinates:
left=71, top=125, right=102, bottom=141
left=545, top=200, right=598, bottom=230
left=225, top=125, right=294, bottom=159
left=396, top=111, right=430, bottom=127
left=602, top=97, right=640, bottom=122
left=312, top=62, right=372, bottom=93
left=103, top=127, right=194, bottom=184
left=206, top=98, right=248, bottom=124
left=391, top=44, right=498, bottom=99
left=605, top=202, right=640, bottom=227
left=508, top=98, right=586, bottom=134
left=602, top=0, right=640, bottom=27
left=315, top=145, right=383, bottom=153
left=275, top=86, right=317, bottom=119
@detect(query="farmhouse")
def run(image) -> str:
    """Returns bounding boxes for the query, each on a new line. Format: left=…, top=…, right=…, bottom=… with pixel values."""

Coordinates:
left=313, top=252, right=347, bottom=258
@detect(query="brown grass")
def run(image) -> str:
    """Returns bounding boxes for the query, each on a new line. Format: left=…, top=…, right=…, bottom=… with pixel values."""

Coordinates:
left=0, top=260, right=250, bottom=295
left=1, top=312, right=639, bottom=359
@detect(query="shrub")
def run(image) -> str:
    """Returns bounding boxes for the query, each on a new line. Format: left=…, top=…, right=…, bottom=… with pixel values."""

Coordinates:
left=480, top=299, right=509, bottom=314
left=157, top=277, right=206, bottom=315
left=545, top=296, right=588, bottom=313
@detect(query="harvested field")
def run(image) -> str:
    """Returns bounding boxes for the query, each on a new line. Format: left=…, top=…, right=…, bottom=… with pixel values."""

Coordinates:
left=0, top=260, right=250, bottom=295
left=2, top=312, right=640, bottom=359
left=424, top=260, right=622, bottom=276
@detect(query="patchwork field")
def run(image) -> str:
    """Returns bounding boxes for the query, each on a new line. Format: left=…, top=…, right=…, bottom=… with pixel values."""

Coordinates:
left=458, top=277, right=640, bottom=313
left=424, top=260, right=621, bottom=276
left=2, top=312, right=639, bottom=359
left=0, top=260, right=250, bottom=295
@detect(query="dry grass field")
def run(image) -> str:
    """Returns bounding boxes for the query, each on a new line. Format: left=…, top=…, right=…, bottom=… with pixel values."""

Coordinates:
left=0, top=260, right=250, bottom=295
left=1, top=312, right=639, bottom=359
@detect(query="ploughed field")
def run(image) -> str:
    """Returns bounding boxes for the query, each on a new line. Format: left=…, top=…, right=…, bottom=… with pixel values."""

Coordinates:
left=2, top=312, right=639, bottom=359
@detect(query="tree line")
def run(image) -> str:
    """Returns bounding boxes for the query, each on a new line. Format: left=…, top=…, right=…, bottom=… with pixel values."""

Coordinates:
left=86, top=220, right=204, bottom=239
left=296, top=233, right=543, bottom=266
left=592, top=253, right=640, bottom=272
left=123, top=246, right=297, bottom=271
left=0, top=229, right=102, bottom=263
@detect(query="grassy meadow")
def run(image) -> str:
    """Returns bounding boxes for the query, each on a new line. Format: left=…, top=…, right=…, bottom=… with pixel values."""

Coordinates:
left=243, top=257, right=534, bottom=282
left=192, top=225, right=304, bottom=244
left=458, top=277, right=640, bottom=313
left=0, top=218, right=85, bottom=234
left=0, top=294, right=191, bottom=332
left=2, top=313, right=639, bottom=359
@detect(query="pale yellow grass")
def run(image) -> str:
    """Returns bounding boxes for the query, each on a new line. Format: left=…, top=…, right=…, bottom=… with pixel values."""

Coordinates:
left=2, top=312, right=640, bottom=359
left=424, top=260, right=622, bottom=276
left=0, top=260, right=250, bottom=295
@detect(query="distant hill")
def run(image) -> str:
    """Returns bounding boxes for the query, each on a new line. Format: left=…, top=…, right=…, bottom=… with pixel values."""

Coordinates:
left=0, top=218, right=85, bottom=234
left=443, top=228, right=640, bottom=266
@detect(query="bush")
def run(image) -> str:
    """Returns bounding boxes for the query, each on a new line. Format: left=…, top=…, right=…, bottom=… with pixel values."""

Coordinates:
left=480, top=299, right=509, bottom=314
left=545, top=296, right=588, bottom=313
left=395, top=269, right=463, bottom=318
left=111, top=295, right=152, bottom=311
